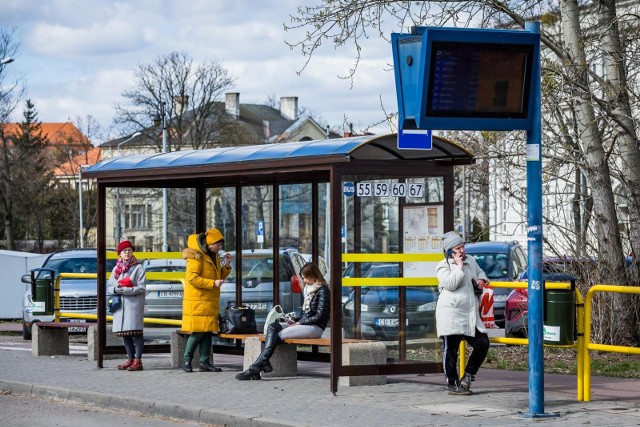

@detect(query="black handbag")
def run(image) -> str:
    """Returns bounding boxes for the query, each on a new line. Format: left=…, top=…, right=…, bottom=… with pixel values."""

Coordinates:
left=219, top=304, right=257, bottom=334
left=107, top=294, right=121, bottom=313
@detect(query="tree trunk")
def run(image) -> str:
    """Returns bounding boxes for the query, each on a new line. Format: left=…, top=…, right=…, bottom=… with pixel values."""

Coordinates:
left=561, top=0, right=628, bottom=343
left=597, top=0, right=640, bottom=268
left=4, top=214, right=14, bottom=250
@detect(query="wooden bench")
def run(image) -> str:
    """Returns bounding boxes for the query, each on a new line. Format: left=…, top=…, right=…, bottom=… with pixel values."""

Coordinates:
left=32, top=322, right=95, bottom=356
left=244, top=335, right=387, bottom=386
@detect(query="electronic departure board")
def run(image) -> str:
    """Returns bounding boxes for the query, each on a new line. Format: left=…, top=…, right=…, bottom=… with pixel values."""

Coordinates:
left=392, top=26, right=540, bottom=131
left=427, top=42, right=533, bottom=118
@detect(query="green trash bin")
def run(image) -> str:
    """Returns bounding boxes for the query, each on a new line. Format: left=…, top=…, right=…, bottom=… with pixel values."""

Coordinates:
left=30, top=269, right=55, bottom=316
left=543, top=288, right=576, bottom=345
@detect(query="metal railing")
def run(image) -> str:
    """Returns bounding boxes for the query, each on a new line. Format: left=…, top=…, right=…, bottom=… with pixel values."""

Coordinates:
left=582, top=284, right=640, bottom=401
left=45, top=251, right=639, bottom=402
left=458, top=280, right=586, bottom=401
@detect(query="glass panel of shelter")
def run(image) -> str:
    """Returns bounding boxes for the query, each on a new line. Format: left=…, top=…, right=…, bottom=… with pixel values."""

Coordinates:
left=343, top=176, right=445, bottom=364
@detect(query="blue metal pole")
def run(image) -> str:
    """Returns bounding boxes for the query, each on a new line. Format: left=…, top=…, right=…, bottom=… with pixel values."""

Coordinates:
left=525, top=21, right=545, bottom=416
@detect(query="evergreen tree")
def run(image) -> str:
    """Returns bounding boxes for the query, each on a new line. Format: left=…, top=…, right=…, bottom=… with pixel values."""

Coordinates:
left=0, top=100, right=52, bottom=250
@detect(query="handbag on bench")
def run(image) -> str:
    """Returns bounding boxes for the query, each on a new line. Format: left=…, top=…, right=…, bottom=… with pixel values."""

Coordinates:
left=219, top=304, right=257, bottom=334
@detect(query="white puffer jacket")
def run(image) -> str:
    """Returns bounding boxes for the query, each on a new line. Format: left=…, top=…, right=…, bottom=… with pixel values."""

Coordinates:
left=435, top=255, right=488, bottom=337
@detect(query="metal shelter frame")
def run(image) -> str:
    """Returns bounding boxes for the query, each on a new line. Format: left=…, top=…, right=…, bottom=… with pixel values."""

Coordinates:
left=84, top=133, right=474, bottom=393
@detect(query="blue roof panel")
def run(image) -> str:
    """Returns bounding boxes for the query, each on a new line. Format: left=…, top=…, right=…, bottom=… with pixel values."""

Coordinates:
left=85, top=134, right=473, bottom=178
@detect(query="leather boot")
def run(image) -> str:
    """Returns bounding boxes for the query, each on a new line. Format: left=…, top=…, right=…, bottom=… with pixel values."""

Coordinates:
left=250, top=321, right=282, bottom=373
left=235, top=369, right=261, bottom=380
left=117, top=358, right=134, bottom=370
left=183, top=358, right=193, bottom=373
left=127, top=358, right=143, bottom=371
left=199, top=359, right=222, bottom=372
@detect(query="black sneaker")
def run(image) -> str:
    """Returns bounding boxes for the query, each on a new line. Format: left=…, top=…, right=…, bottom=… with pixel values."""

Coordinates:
left=447, top=382, right=472, bottom=396
left=460, top=373, right=475, bottom=392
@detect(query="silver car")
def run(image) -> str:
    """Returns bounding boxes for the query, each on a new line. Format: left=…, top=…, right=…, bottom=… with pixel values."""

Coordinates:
left=142, top=258, right=186, bottom=319
left=21, top=249, right=116, bottom=340
left=219, top=248, right=320, bottom=332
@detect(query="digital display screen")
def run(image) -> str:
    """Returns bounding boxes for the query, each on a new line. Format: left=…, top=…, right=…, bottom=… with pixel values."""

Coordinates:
left=427, top=41, right=533, bottom=119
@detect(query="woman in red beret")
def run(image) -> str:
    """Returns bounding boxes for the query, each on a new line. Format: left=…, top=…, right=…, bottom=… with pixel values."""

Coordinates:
left=107, top=240, right=147, bottom=371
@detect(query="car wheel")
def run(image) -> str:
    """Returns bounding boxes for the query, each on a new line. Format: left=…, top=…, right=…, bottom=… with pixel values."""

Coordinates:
left=22, top=320, right=32, bottom=340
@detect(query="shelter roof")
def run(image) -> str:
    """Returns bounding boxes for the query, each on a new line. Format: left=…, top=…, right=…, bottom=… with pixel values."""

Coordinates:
left=84, top=133, right=473, bottom=182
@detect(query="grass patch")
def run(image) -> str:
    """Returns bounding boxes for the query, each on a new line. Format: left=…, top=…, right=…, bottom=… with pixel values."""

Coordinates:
left=486, top=345, right=640, bottom=378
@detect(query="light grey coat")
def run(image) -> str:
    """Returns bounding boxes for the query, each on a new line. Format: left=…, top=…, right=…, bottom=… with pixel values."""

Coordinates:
left=107, top=263, right=146, bottom=333
left=435, top=255, right=488, bottom=338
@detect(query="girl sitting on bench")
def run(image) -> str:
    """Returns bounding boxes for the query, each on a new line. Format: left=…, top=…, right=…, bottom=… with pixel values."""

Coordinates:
left=236, top=262, right=330, bottom=380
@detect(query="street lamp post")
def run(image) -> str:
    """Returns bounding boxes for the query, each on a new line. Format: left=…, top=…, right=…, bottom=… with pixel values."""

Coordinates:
left=153, top=102, right=169, bottom=252
left=117, top=131, right=142, bottom=157
left=78, top=164, right=90, bottom=248
left=0, top=57, right=14, bottom=65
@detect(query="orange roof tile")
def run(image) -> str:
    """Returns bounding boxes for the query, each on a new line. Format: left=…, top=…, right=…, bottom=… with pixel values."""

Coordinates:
left=53, top=147, right=103, bottom=177
left=2, top=122, right=90, bottom=147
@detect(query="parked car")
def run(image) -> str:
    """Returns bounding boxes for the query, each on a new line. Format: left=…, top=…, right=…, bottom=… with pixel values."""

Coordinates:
left=21, top=249, right=117, bottom=340
left=342, top=263, right=438, bottom=340
left=219, top=248, right=318, bottom=332
left=465, top=240, right=527, bottom=328
left=142, top=258, right=186, bottom=319
left=505, top=270, right=577, bottom=338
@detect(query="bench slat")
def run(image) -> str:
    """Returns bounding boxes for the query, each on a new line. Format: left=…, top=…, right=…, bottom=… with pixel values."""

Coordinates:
left=219, top=333, right=260, bottom=340
left=177, top=330, right=370, bottom=346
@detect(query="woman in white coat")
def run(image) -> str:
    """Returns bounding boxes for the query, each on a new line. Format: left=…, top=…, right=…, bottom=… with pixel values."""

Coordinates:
left=435, top=232, right=490, bottom=396
left=107, top=241, right=146, bottom=371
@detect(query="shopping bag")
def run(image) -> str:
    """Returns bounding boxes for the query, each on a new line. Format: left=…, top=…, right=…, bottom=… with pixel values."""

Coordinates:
left=263, top=305, right=284, bottom=333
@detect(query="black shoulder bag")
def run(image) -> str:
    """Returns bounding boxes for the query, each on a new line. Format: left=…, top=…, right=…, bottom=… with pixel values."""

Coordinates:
left=219, top=304, right=257, bottom=334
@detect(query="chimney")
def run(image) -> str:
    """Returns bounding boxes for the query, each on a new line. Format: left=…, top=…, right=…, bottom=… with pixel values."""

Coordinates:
left=262, top=120, right=271, bottom=140
left=225, top=92, right=240, bottom=119
left=280, top=96, right=298, bottom=120
left=174, top=95, right=189, bottom=116
left=344, top=122, right=354, bottom=138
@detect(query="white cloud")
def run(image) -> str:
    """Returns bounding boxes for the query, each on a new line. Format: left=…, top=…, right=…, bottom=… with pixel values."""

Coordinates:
left=2, top=0, right=401, bottom=141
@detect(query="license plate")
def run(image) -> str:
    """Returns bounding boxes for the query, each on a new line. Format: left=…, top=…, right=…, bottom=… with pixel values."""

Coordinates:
left=66, top=319, right=86, bottom=333
left=375, top=318, right=408, bottom=327
left=158, top=291, right=183, bottom=298
left=244, top=302, right=268, bottom=310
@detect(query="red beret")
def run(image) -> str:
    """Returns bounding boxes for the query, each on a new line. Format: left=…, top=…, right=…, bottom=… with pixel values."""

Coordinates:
left=117, top=240, right=135, bottom=254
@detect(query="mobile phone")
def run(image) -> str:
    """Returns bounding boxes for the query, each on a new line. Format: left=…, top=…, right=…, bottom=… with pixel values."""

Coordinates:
left=446, top=249, right=466, bottom=260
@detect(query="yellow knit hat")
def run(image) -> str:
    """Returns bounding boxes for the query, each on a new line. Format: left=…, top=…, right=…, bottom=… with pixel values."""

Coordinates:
left=205, top=228, right=224, bottom=245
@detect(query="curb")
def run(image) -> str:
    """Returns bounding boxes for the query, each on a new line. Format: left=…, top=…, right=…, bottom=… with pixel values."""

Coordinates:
left=0, top=379, right=298, bottom=427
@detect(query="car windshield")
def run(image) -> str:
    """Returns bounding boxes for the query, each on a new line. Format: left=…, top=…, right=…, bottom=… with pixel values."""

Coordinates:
left=226, top=254, right=296, bottom=283
left=468, top=252, right=510, bottom=280
left=359, top=287, right=436, bottom=304
left=35, top=257, right=116, bottom=279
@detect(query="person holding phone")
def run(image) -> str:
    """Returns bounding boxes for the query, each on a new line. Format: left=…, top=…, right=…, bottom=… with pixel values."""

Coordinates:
left=435, top=231, right=490, bottom=396
left=181, top=228, right=232, bottom=373
left=235, top=262, right=329, bottom=381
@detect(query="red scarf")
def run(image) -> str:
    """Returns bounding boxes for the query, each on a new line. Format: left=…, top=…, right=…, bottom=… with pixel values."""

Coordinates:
left=114, top=256, right=138, bottom=279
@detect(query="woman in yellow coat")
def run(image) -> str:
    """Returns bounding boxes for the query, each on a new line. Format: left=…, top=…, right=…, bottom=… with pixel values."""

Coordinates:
left=181, top=228, right=232, bottom=372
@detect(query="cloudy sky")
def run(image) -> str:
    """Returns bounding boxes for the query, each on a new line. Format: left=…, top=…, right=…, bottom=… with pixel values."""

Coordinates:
left=1, top=0, right=401, bottom=144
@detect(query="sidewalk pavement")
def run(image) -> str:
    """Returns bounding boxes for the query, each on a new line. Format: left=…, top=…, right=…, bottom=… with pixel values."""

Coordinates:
left=0, top=323, right=639, bottom=426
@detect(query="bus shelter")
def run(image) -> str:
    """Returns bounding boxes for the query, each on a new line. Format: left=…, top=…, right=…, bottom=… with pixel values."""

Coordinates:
left=84, top=133, right=473, bottom=392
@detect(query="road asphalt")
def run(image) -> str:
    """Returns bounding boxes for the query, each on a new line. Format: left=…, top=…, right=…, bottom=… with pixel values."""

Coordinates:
left=0, top=321, right=639, bottom=426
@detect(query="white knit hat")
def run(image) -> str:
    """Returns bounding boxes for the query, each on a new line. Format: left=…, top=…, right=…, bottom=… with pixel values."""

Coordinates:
left=442, top=231, right=464, bottom=252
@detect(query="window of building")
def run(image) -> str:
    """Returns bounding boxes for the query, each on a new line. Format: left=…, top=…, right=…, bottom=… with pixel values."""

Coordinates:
left=124, top=204, right=152, bottom=230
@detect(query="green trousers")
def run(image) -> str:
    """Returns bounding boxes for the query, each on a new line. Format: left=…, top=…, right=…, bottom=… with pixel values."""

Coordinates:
left=184, top=332, right=212, bottom=362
